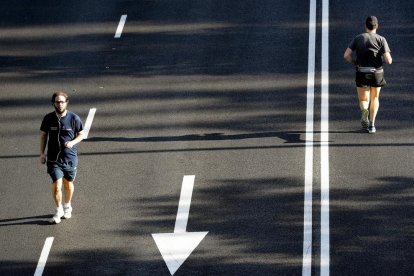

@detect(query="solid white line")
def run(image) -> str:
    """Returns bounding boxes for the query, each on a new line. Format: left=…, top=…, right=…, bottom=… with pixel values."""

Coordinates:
left=302, top=0, right=316, bottom=275
left=174, top=175, right=195, bottom=233
left=114, top=15, right=127, bottom=38
left=320, top=0, right=330, bottom=275
left=34, top=237, right=54, bottom=276
left=83, top=108, right=97, bottom=139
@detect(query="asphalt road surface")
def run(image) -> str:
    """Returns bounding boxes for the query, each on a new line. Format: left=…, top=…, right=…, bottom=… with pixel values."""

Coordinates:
left=0, top=1, right=413, bottom=275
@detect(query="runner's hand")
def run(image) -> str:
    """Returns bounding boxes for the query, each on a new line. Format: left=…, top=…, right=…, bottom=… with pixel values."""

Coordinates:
left=40, top=154, right=46, bottom=164
left=65, top=141, right=74, bottom=149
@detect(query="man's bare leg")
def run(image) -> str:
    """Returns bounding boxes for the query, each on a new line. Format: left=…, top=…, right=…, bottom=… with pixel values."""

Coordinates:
left=63, top=178, right=74, bottom=218
left=52, top=178, right=63, bottom=208
left=369, top=86, right=381, bottom=125
left=357, top=87, right=370, bottom=128
left=51, top=179, right=64, bottom=223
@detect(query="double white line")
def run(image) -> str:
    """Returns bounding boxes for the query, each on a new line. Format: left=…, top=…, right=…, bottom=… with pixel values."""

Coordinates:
left=303, top=0, right=330, bottom=275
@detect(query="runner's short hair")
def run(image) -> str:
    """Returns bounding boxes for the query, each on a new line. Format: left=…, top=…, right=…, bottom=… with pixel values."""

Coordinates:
left=51, top=91, right=69, bottom=103
left=366, top=16, right=378, bottom=30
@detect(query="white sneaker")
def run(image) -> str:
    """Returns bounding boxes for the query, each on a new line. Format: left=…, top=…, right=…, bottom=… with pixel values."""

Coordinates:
left=367, top=125, right=376, bottom=134
left=63, top=205, right=72, bottom=219
left=52, top=207, right=64, bottom=224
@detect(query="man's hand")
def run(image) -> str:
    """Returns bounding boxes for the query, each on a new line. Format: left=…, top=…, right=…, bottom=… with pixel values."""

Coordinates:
left=40, top=153, right=46, bottom=164
left=343, top=47, right=356, bottom=66
left=65, top=132, right=84, bottom=149
left=65, top=141, right=74, bottom=149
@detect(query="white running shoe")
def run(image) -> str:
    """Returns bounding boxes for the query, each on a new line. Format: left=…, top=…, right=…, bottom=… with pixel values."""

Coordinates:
left=52, top=207, right=64, bottom=224
left=63, top=205, right=72, bottom=219
left=367, top=125, right=376, bottom=134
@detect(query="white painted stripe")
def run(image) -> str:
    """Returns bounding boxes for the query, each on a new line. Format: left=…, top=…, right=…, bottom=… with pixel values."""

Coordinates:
left=34, top=237, right=54, bottom=276
left=320, top=0, right=330, bottom=275
left=174, top=175, right=195, bottom=233
left=114, top=15, right=127, bottom=38
left=302, top=0, right=316, bottom=275
left=83, top=108, right=97, bottom=139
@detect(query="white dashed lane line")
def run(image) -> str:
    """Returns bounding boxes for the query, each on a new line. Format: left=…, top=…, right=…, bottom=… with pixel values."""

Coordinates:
left=34, top=237, right=54, bottom=276
left=83, top=108, right=97, bottom=139
left=114, top=14, right=127, bottom=38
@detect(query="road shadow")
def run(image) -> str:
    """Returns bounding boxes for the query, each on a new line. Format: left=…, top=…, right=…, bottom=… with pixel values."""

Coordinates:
left=111, top=176, right=305, bottom=275
left=330, top=176, right=414, bottom=276
left=86, top=131, right=305, bottom=144
left=0, top=249, right=159, bottom=276
left=0, top=215, right=53, bottom=226
left=98, top=175, right=413, bottom=275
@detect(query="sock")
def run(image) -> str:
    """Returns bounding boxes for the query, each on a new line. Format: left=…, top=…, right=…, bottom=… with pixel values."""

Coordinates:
left=64, top=202, right=71, bottom=208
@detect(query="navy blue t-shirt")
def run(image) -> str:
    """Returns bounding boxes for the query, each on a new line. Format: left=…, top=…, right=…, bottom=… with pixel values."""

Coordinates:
left=40, top=111, right=83, bottom=163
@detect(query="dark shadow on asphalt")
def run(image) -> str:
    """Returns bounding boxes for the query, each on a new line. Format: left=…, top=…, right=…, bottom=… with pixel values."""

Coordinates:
left=330, top=176, right=414, bottom=276
left=0, top=249, right=147, bottom=276
left=81, top=177, right=306, bottom=275
left=86, top=131, right=305, bottom=143
left=96, top=175, right=413, bottom=275
left=2, top=141, right=414, bottom=160
left=0, top=215, right=52, bottom=226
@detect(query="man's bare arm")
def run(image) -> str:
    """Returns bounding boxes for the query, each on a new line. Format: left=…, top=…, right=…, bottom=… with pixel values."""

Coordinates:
left=40, top=131, right=48, bottom=164
left=383, top=52, right=393, bottom=65
left=343, top=48, right=357, bottom=66
left=64, top=131, right=84, bottom=149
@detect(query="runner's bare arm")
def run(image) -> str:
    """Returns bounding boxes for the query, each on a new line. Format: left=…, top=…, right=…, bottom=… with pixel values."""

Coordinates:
left=40, top=131, right=47, bottom=164
left=383, top=52, right=393, bottom=65
left=343, top=48, right=357, bottom=66
left=64, top=131, right=84, bottom=149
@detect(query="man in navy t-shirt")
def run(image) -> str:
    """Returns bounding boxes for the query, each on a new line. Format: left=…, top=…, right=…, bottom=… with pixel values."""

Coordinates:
left=40, top=91, right=84, bottom=224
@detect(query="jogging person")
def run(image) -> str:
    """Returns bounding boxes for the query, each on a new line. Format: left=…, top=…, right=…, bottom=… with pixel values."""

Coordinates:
left=40, top=92, right=84, bottom=224
left=343, top=16, right=393, bottom=133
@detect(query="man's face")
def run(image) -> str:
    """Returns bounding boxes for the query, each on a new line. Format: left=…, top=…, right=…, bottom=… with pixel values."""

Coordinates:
left=54, top=95, right=68, bottom=114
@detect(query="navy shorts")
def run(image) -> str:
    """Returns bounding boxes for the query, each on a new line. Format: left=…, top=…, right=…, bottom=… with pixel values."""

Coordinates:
left=47, top=159, right=78, bottom=182
left=355, top=71, right=386, bottom=88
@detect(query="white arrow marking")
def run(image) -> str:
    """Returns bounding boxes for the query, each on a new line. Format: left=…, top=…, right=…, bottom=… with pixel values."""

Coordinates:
left=83, top=108, right=96, bottom=139
left=152, top=175, right=208, bottom=275
left=174, top=175, right=195, bottom=233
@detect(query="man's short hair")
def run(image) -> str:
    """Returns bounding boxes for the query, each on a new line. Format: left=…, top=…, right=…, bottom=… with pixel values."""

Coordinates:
left=366, top=16, right=378, bottom=30
left=51, top=91, right=69, bottom=103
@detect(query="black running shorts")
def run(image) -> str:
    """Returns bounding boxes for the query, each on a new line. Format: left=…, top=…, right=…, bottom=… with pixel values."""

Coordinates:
left=355, top=71, right=386, bottom=87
